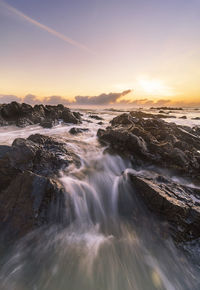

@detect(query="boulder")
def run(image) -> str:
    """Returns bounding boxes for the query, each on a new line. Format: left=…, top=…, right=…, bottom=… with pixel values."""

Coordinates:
left=127, top=173, right=200, bottom=242
left=62, top=109, right=81, bottom=124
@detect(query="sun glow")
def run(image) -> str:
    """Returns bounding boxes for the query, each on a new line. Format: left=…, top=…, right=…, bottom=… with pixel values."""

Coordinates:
left=138, top=78, right=175, bottom=97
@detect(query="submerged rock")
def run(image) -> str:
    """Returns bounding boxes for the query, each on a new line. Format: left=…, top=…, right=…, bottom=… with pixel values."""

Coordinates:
left=89, top=114, right=104, bottom=120
left=0, top=102, right=82, bottom=128
left=69, top=127, right=89, bottom=135
left=192, top=117, right=200, bottom=120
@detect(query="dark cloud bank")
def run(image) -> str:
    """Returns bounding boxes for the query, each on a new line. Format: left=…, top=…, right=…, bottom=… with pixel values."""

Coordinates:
left=0, top=90, right=198, bottom=107
left=0, top=90, right=131, bottom=106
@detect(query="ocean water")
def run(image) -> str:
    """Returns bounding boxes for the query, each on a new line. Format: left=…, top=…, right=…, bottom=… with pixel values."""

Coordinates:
left=0, top=108, right=200, bottom=290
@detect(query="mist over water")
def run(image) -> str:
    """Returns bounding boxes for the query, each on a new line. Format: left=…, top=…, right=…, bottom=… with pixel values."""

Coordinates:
left=0, top=109, right=200, bottom=290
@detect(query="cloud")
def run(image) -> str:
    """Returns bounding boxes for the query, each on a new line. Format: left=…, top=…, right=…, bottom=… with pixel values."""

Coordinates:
left=1, top=1, right=94, bottom=54
left=23, top=94, right=40, bottom=104
left=75, top=90, right=131, bottom=105
left=0, top=90, right=131, bottom=106
left=45, top=96, right=71, bottom=105
left=0, top=94, right=21, bottom=103
left=0, top=91, right=199, bottom=107
left=154, top=99, right=171, bottom=106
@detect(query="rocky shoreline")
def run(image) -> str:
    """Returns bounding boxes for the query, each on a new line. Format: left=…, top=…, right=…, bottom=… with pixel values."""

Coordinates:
left=0, top=101, right=82, bottom=128
left=0, top=103, right=200, bottom=246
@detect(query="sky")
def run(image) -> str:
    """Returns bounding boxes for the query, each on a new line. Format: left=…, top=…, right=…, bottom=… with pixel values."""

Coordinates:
left=0, top=0, right=200, bottom=106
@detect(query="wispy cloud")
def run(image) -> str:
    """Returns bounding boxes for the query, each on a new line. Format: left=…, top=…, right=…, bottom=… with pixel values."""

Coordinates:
left=1, top=1, right=94, bottom=54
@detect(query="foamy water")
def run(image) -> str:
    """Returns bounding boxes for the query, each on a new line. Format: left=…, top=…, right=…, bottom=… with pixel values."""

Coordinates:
left=0, top=109, right=200, bottom=290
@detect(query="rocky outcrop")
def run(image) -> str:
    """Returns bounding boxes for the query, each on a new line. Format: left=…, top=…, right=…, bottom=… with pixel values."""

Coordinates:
left=0, top=102, right=82, bottom=128
left=126, top=172, right=200, bottom=242
left=0, top=134, right=79, bottom=242
left=97, top=113, right=200, bottom=181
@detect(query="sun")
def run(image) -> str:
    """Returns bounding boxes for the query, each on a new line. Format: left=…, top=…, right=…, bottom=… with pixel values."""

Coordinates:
left=138, top=77, right=174, bottom=97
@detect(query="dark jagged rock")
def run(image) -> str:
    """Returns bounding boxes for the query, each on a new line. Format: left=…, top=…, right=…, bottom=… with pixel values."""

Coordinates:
left=0, top=133, right=80, bottom=192
left=0, top=172, right=67, bottom=242
left=127, top=172, right=200, bottom=242
left=89, top=114, right=104, bottom=120
left=97, top=121, right=103, bottom=125
left=0, top=102, right=82, bottom=128
left=69, top=127, right=89, bottom=135
left=179, top=116, right=187, bottom=119
left=97, top=113, right=200, bottom=181
left=0, top=134, right=79, bottom=242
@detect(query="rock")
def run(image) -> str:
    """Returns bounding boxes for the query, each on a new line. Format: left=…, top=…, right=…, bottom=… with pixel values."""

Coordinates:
left=0, top=134, right=80, bottom=191
left=62, top=109, right=81, bottom=124
left=0, top=102, right=82, bottom=127
left=127, top=173, right=200, bottom=242
left=129, top=111, right=176, bottom=119
left=0, top=101, right=21, bottom=120
left=0, top=115, right=9, bottom=126
left=97, top=121, right=103, bottom=125
left=193, top=126, right=200, bottom=136
left=110, top=113, right=134, bottom=126
left=69, top=127, right=89, bottom=135
left=16, top=118, right=34, bottom=127
left=40, top=119, right=58, bottom=128
left=151, top=107, right=183, bottom=111
left=192, top=117, right=200, bottom=120
left=179, top=116, right=187, bottom=119
left=89, top=115, right=104, bottom=120
left=0, top=134, right=79, bottom=242
left=97, top=113, right=200, bottom=180
left=0, top=171, right=68, bottom=242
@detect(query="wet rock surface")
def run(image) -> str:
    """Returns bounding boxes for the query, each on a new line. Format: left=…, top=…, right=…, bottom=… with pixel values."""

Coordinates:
left=0, top=102, right=82, bottom=128
left=89, top=114, right=104, bottom=120
left=98, top=112, right=200, bottom=180
left=0, top=133, right=79, bottom=242
left=127, top=172, right=200, bottom=242
left=69, top=127, right=89, bottom=135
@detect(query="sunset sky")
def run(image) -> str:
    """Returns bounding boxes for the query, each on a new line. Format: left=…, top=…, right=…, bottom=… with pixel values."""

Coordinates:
left=0, top=0, right=200, bottom=106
